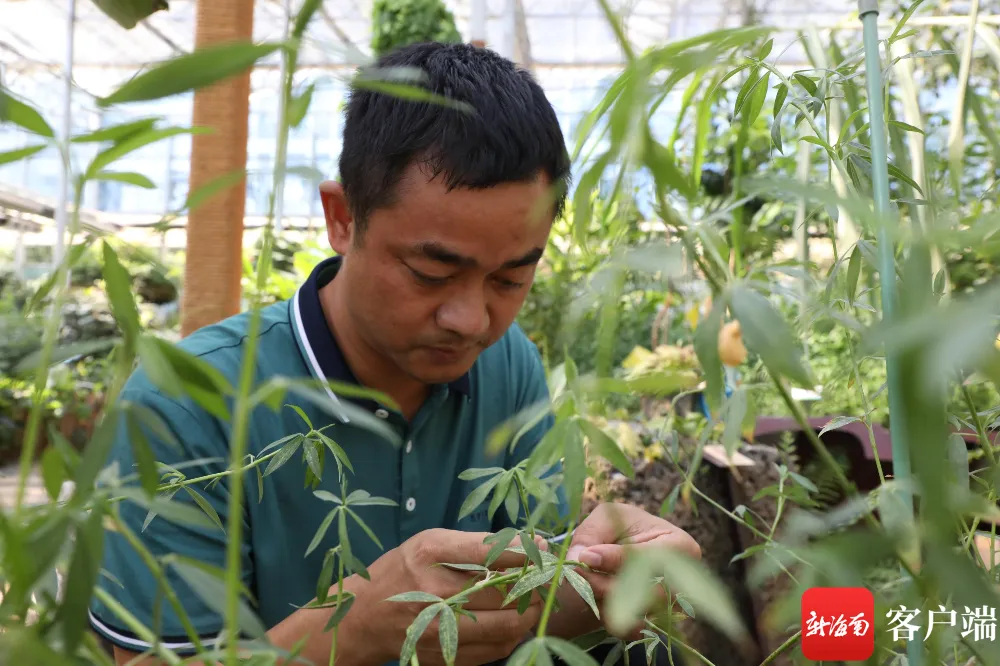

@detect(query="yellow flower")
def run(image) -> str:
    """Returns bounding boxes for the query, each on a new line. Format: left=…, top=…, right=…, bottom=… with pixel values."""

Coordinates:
left=718, top=320, right=748, bottom=367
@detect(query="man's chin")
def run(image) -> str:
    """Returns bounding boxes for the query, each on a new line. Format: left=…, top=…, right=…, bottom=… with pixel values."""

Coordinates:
left=406, top=347, right=478, bottom=384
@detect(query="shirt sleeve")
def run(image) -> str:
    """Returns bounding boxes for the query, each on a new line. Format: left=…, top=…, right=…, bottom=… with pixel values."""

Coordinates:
left=493, top=329, right=571, bottom=535
left=87, top=379, right=254, bottom=656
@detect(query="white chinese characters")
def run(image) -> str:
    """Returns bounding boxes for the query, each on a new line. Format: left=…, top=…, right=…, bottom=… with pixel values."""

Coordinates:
left=884, top=606, right=998, bottom=641
left=806, top=611, right=871, bottom=638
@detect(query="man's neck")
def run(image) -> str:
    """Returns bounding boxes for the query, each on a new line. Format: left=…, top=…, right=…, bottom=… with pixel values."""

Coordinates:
left=318, top=277, right=428, bottom=420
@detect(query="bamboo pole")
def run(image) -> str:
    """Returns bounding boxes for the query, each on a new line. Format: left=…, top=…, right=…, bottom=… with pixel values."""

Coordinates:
left=180, top=0, right=255, bottom=337
left=859, top=2, right=920, bottom=663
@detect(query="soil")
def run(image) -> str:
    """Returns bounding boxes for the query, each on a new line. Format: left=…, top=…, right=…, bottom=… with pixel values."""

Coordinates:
left=581, top=436, right=801, bottom=666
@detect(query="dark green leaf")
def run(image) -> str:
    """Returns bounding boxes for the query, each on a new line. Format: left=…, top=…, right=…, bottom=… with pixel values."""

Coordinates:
left=350, top=71, right=474, bottom=113
left=316, top=548, right=337, bottom=603
left=458, top=467, right=505, bottom=481
left=347, top=508, right=384, bottom=550
left=72, top=411, right=120, bottom=505
left=263, top=436, right=303, bottom=477
left=303, top=439, right=322, bottom=480
left=846, top=244, right=861, bottom=304
left=125, top=406, right=160, bottom=496
left=576, top=418, right=634, bottom=479
left=720, top=389, right=748, bottom=456
left=0, top=144, right=47, bottom=165
left=888, top=119, right=924, bottom=135
left=772, top=83, right=788, bottom=119
left=292, top=0, right=323, bottom=38
left=729, top=283, right=812, bottom=387
left=458, top=473, right=504, bottom=521
left=316, top=432, right=354, bottom=478
left=306, top=509, right=339, bottom=557
left=819, top=416, right=860, bottom=436
left=99, top=42, right=284, bottom=106
left=183, top=487, right=225, bottom=533
left=793, top=73, right=818, bottom=97
left=504, top=566, right=557, bottom=606
left=137, top=335, right=233, bottom=420
left=484, top=527, right=518, bottom=567
left=489, top=473, right=514, bottom=521
left=520, top=531, right=545, bottom=570
left=324, top=593, right=356, bottom=631
left=887, top=162, right=924, bottom=195
left=288, top=83, right=316, bottom=128
left=563, top=422, right=586, bottom=517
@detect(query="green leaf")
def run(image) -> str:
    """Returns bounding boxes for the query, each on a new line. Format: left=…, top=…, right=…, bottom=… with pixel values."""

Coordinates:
left=387, top=592, right=443, bottom=603
left=350, top=69, right=474, bottom=113
left=136, top=335, right=234, bottom=420
left=71, top=118, right=160, bottom=144
left=772, top=82, right=788, bottom=119
left=438, top=604, right=459, bottom=666
left=168, top=556, right=267, bottom=638
left=0, top=144, right=48, bottom=165
left=41, top=447, right=67, bottom=502
left=458, top=467, right=505, bottom=481
left=93, top=171, right=157, bottom=189
left=347, top=508, right=385, bottom=550
left=793, top=73, right=818, bottom=97
left=819, top=416, right=860, bottom=436
left=124, top=406, right=161, bottom=496
left=606, top=549, right=747, bottom=644
left=292, top=0, right=323, bottom=39
left=887, top=161, right=924, bottom=195
left=288, top=83, right=316, bottom=128
left=458, top=473, right=504, bottom=521
left=949, top=434, right=970, bottom=490
left=345, top=491, right=396, bottom=508
left=400, top=604, right=442, bottom=666
left=546, top=637, right=600, bottom=666
left=99, top=42, right=284, bottom=107
left=504, top=566, right=557, bottom=606
left=306, top=509, right=339, bottom=557
left=565, top=568, right=599, bottom=618
left=263, top=435, right=303, bottom=477
left=86, top=127, right=211, bottom=179
left=484, top=527, right=518, bottom=567
left=489, top=473, right=514, bottom=521
left=71, top=411, right=120, bottom=505
left=846, top=244, right=862, bottom=304
left=562, top=422, right=586, bottom=517
left=303, top=439, right=322, bottom=480
left=59, top=502, right=107, bottom=652
left=888, top=119, right=925, bottom=135
left=693, top=296, right=726, bottom=414
left=101, top=241, right=141, bottom=351
left=117, top=487, right=219, bottom=532
left=729, top=283, right=812, bottom=387
left=182, top=487, right=225, bottom=533
left=0, top=89, right=54, bottom=137
left=324, top=593, right=356, bottom=631
left=720, top=389, right=749, bottom=456
left=520, top=531, right=545, bottom=570
left=576, top=418, right=634, bottom=479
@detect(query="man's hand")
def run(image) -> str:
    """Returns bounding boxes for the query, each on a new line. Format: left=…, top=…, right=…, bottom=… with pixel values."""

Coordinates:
left=338, top=528, right=544, bottom=666
left=546, top=502, right=701, bottom=640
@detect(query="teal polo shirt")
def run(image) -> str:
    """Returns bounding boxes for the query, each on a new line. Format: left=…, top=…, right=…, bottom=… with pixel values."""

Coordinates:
left=88, top=256, right=563, bottom=656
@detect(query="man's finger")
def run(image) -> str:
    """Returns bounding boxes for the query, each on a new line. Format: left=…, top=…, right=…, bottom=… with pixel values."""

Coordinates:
left=441, top=531, right=536, bottom=570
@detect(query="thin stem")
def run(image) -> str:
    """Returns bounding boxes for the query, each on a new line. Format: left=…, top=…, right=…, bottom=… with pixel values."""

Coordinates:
left=111, top=512, right=205, bottom=653
left=963, top=384, right=996, bottom=466
left=847, top=336, right=887, bottom=485
left=644, top=620, right=714, bottom=666
left=15, top=181, right=85, bottom=512
left=534, top=517, right=578, bottom=640
left=759, top=630, right=801, bottom=666
left=329, top=555, right=345, bottom=666
left=93, top=588, right=183, bottom=666
left=223, top=36, right=299, bottom=666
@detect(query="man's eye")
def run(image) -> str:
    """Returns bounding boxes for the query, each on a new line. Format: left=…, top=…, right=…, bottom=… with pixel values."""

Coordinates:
left=409, top=267, right=449, bottom=285
left=494, top=277, right=524, bottom=290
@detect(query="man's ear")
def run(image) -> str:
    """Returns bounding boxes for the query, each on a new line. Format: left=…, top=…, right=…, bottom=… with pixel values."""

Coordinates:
left=318, top=180, right=353, bottom=254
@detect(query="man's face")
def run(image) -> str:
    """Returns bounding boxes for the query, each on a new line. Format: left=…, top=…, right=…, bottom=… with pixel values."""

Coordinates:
left=322, top=164, right=555, bottom=385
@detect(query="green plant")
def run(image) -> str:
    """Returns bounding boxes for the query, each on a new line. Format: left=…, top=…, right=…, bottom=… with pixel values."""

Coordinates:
left=370, top=0, right=462, bottom=58
left=3, top=2, right=1000, bottom=666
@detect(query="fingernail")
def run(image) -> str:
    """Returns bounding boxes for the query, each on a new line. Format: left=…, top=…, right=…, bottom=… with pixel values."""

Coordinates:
left=580, top=550, right=603, bottom=568
left=567, top=546, right=583, bottom=562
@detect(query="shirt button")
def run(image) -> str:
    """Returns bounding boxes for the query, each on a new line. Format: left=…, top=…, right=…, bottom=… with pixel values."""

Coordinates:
left=405, top=497, right=416, bottom=512
left=405, top=440, right=413, bottom=454
left=375, top=408, right=389, bottom=419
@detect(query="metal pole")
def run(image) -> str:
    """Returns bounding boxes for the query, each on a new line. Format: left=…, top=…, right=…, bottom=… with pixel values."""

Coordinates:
left=272, top=0, right=292, bottom=235
left=859, top=2, right=920, bottom=663
left=55, top=0, right=76, bottom=269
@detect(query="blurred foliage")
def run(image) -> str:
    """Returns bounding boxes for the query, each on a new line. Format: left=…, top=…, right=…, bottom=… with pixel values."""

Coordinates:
left=370, top=0, right=462, bottom=58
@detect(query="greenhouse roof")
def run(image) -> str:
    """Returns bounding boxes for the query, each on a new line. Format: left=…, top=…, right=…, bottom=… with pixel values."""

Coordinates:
left=1, top=0, right=863, bottom=77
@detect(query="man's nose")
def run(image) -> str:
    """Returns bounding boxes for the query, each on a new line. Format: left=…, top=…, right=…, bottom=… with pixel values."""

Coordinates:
left=436, top=286, right=490, bottom=339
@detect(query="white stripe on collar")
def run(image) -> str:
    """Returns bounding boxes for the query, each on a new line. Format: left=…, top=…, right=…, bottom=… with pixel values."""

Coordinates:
left=292, top=286, right=349, bottom=423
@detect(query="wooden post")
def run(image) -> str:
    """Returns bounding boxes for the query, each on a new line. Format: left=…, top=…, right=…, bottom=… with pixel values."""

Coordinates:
left=180, top=0, right=254, bottom=337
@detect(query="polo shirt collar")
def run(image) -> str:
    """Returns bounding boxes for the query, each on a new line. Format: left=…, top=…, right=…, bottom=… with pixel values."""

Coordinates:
left=290, top=256, right=471, bottom=412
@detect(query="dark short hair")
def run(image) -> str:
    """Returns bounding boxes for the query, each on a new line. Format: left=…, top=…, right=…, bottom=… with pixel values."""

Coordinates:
left=339, top=42, right=571, bottom=233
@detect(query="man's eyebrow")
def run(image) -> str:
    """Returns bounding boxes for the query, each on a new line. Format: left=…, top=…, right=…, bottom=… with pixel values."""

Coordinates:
left=413, top=243, right=544, bottom=270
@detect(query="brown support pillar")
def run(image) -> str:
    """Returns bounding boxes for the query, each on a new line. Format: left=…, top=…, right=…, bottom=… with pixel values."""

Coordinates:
left=180, top=0, right=255, bottom=337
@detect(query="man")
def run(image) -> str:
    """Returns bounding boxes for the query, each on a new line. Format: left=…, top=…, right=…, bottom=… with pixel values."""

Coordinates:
left=88, top=42, right=700, bottom=666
